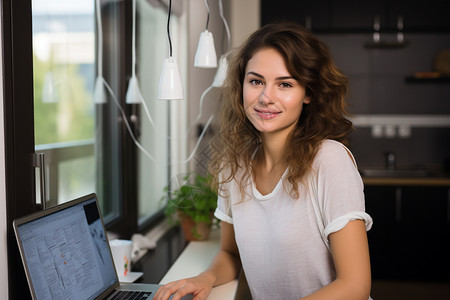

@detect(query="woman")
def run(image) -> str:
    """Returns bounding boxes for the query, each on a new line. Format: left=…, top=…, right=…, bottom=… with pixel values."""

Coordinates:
left=155, top=22, right=373, bottom=300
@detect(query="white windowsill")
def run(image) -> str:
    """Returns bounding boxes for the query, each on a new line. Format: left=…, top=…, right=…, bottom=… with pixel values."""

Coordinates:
left=159, top=228, right=238, bottom=300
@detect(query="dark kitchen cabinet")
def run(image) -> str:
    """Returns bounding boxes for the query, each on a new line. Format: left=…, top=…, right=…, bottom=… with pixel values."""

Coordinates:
left=331, top=0, right=450, bottom=32
left=364, top=186, right=397, bottom=279
left=329, top=0, right=386, bottom=32
left=261, top=0, right=450, bottom=33
left=365, top=185, right=450, bottom=281
left=261, top=0, right=330, bottom=32
left=389, top=0, right=450, bottom=32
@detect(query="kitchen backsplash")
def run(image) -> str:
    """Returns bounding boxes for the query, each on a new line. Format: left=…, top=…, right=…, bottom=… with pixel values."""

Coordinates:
left=318, top=33, right=450, bottom=170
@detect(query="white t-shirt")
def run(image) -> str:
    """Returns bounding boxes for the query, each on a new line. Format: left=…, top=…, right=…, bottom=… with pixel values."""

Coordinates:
left=214, top=139, right=373, bottom=300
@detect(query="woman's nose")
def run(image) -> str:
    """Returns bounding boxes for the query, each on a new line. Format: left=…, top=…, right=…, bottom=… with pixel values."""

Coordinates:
left=258, top=86, right=275, bottom=105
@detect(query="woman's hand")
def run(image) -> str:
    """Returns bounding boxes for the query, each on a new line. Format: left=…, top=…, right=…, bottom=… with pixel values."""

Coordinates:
left=154, top=222, right=241, bottom=300
left=153, top=271, right=215, bottom=300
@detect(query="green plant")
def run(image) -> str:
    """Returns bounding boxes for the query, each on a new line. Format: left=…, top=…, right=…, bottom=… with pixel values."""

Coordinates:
left=162, top=173, right=219, bottom=239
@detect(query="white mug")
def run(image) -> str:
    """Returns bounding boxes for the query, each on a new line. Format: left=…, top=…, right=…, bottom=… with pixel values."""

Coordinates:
left=109, top=239, right=133, bottom=278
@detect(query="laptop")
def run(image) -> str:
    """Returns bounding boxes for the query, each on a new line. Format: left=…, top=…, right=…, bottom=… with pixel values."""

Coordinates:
left=13, top=193, right=192, bottom=300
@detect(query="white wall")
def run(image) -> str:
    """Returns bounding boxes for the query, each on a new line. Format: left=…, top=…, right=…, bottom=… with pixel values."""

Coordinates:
left=185, top=0, right=260, bottom=172
left=0, top=10, right=10, bottom=299
left=186, top=0, right=224, bottom=169
left=229, top=0, right=260, bottom=48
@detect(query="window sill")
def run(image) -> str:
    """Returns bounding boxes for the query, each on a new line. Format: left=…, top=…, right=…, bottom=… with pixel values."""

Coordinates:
left=132, top=223, right=188, bottom=284
left=159, top=228, right=238, bottom=300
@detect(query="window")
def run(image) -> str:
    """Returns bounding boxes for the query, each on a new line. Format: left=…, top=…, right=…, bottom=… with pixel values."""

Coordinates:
left=3, top=0, right=187, bottom=298
left=31, top=0, right=126, bottom=224
left=32, top=0, right=97, bottom=206
left=29, top=0, right=186, bottom=226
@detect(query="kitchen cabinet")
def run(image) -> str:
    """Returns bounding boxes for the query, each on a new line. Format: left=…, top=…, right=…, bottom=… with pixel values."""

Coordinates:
left=261, top=0, right=450, bottom=33
left=261, top=0, right=330, bottom=32
left=405, top=77, right=450, bottom=84
left=365, top=185, right=450, bottom=281
left=329, top=0, right=386, bottom=32
left=389, top=0, right=450, bottom=32
left=331, top=0, right=450, bottom=32
left=364, top=186, right=397, bottom=279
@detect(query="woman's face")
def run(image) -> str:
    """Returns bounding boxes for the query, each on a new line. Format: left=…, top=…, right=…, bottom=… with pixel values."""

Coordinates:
left=243, top=48, right=310, bottom=138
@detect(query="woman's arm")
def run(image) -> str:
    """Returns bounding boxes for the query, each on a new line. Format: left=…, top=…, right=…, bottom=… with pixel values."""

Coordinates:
left=153, top=222, right=241, bottom=300
left=301, top=220, right=371, bottom=300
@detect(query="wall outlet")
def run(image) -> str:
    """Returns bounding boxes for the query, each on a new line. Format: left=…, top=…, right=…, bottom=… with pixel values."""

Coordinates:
left=371, top=125, right=383, bottom=138
left=398, top=125, right=411, bottom=138
left=384, top=124, right=396, bottom=138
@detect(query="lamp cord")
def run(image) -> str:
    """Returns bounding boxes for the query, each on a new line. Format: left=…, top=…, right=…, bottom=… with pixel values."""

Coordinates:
left=101, top=77, right=215, bottom=165
left=167, top=0, right=173, bottom=57
left=95, top=0, right=103, bottom=76
left=131, top=0, right=136, bottom=75
left=204, top=0, right=210, bottom=30
left=102, top=78, right=155, bottom=161
left=218, top=0, right=230, bottom=51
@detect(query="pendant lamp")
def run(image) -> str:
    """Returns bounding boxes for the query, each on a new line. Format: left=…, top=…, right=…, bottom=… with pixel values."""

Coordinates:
left=211, top=0, right=230, bottom=86
left=194, top=30, right=217, bottom=68
left=158, top=0, right=184, bottom=100
left=94, top=76, right=107, bottom=104
left=125, top=0, right=142, bottom=104
left=126, top=75, right=144, bottom=104
left=158, top=56, right=184, bottom=100
left=212, top=54, right=228, bottom=87
left=158, top=57, right=184, bottom=100
left=194, top=0, right=217, bottom=68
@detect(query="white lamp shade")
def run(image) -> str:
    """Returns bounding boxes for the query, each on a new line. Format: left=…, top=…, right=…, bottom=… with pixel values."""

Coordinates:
left=158, top=57, right=184, bottom=100
left=94, top=76, right=107, bottom=104
left=212, top=54, right=228, bottom=87
left=194, top=30, right=217, bottom=68
left=42, top=71, right=58, bottom=103
left=126, top=75, right=142, bottom=104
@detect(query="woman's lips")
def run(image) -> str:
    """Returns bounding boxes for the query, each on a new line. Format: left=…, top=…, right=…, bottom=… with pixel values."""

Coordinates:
left=255, top=108, right=281, bottom=120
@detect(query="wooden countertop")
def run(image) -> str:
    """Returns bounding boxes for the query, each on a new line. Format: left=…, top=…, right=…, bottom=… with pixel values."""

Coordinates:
left=363, top=176, right=450, bottom=186
left=159, top=229, right=237, bottom=300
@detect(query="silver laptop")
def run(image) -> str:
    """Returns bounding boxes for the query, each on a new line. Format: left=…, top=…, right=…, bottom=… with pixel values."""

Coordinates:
left=13, top=193, right=192, bottom=300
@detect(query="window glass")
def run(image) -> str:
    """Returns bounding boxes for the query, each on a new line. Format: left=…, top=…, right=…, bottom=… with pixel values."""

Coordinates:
left=31, top=0, right=121, bottom=221
left=32, top=0, right=95, bottom=144
left=31, top=0, right=183, bottom=228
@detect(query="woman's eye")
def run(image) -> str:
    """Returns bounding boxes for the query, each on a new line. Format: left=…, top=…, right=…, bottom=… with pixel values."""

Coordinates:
left=250, top=79, right=263, bottom=85
left=280, top=82, right=293, bottom=88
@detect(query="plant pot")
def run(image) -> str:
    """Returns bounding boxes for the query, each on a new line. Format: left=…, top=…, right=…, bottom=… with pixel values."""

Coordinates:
left=178, top=211, right=212, bottom=241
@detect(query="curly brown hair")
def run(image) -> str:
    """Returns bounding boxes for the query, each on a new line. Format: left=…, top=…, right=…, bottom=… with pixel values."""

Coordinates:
left=209, top=22, right=352, bottom=199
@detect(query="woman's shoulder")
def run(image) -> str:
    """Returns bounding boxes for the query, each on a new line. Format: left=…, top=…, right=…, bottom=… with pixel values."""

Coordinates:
left=315, top=139, right=357, bottom=167
left=317, top=139, right=348, bottom=156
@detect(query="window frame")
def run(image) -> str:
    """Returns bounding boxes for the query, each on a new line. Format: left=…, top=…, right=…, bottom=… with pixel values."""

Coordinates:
left=3, top=0, right=36, bottom=298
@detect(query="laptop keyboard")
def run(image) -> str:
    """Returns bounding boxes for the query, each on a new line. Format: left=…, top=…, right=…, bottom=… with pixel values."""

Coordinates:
left=110, top=291, right=153, bottom=299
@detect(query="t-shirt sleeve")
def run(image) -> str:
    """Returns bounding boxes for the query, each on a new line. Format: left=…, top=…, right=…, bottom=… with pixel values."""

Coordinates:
left=314, top=141, right=372, bottom=240
left=214, top=181, right=234, bottom=224
left=214, top=196, right=233, bottom=224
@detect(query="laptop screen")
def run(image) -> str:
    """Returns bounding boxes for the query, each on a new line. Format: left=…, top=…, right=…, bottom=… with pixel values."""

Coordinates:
left=14, top=194, right=118, bottom=300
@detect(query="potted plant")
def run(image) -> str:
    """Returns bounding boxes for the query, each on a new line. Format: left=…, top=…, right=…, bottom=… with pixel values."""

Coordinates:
left=162, top=173, right=218, bottom=241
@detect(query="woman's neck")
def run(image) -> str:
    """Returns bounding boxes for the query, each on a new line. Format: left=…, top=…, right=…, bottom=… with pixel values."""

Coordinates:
left=257, top=132, right=289, bottom=173
left=252, top=133, right=289, bottom=195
